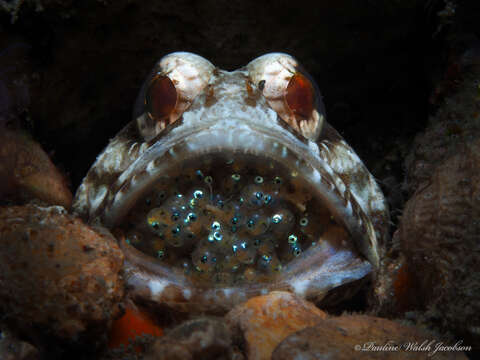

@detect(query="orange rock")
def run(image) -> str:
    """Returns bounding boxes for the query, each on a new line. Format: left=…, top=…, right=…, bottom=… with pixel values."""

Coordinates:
left=0, top=204, right=124, bottom=339
left=225, top=291, right=326, bottom=360
left=108, top=304, right=163, bottom=352
left=0, top=130, right=72, bottom=209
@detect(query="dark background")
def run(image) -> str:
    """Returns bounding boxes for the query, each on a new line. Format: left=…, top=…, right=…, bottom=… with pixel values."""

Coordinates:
left=0, top=0, right=479, bottom=219
left=1, top=1, right=480, bottom=357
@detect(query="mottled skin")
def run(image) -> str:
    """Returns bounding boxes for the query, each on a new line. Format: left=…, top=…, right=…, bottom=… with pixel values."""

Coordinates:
left=73, top=53, right=389, bottom=312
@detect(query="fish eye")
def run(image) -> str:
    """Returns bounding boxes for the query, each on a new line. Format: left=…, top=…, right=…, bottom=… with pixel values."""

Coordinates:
left=135, top=52, right=215, bottom=140
left=145, top=75, right=178, bottom=125
left=246, top=53, right=325, bottom=141
left=285, top=72, right=315, bottom=120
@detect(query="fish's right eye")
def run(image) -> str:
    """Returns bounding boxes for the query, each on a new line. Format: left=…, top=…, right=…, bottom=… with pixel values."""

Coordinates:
left=145, top=75, right=178, bottom=126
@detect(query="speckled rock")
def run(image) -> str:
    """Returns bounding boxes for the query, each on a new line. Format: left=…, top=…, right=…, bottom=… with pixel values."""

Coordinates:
left=395, top=55, right=480, bottom=345
left=272, top=315, right=469, bottom=360
left=0, top=204, right=124, bottom=339
left=225, top=291, right=327, bottom=360
left=0, top=130, right=72, bottom=209
left=0, top=325, right=39, bottom=360
left=143, top=317, right=238, bottom=360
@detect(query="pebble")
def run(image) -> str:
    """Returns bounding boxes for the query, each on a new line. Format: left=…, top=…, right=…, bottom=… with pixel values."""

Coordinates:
left=272, top=315, right=469, bottom=360
left=225, top=291, right=326, bottom=360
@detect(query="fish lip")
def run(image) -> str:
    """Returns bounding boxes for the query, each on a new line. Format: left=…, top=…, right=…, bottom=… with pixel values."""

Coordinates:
left=98, top=125, right=378, bottom=311
left=120, top=233, right=371, bottom=313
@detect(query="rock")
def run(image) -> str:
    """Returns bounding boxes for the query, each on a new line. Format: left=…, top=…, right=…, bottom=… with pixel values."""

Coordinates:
left=0, top=325, right=39, bottom=360
left=0, top=130, right=72, bottom=209
left=143, top=317, right=237, bottom=360
left=108, top=301, right=163, bottom=353
left=394, top=48, right=480, bottom=346
left=225, top=291, right=326, bottom=360
left=272, top=315, right=469, bottom=360
left=0, top=204, right=124, bottom=339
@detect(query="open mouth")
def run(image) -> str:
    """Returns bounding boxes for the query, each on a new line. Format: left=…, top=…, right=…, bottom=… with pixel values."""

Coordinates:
left=94, top=125, right=375, bottom=311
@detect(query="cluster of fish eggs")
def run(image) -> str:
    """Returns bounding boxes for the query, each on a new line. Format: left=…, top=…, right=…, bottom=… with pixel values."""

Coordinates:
left=123, top=163, right=326, bottom=285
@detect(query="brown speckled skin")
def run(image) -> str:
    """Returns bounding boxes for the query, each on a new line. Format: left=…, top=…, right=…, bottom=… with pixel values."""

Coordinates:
left=0, top=204, right=124, bottom=339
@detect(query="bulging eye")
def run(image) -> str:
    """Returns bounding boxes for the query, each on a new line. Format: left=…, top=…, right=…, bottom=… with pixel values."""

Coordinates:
left=247, top=53, right=325, bottom=141
left=135, top=52, right=215, bottom=141
left=285, top=72, right=315, bottom=119
left=145, top=75, right=178, bottom=123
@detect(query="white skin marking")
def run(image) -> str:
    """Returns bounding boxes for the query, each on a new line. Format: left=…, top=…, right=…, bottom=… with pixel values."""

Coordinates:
left=146, top=159, right=156, bottom=174
left=128, top=142, right=138, bottom=156
left=96, top=140, right=128, bottom=174
left=344, top=199, right=353, bottom=217
left=222, top=288, right=235, bottom=298
left=309, top=168, right=322, bottom=184
left=182, top=288, right=192, bottom=300
left=113, top=190, right=124, bottom=205
left=308, top=139, right=320, bottom=157
left=131, top=174, right=140, bottom=186
left=290, top=278, right=311, bottom=297
left=148, top=278, right=169, bottom=296
left=89, top=184, right=107, bottom=211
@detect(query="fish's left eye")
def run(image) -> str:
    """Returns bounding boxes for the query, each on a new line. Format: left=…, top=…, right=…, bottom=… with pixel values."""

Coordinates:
left=247, top=53, right=325, bottom=141
left=286, top=72, right=315, bottom=119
